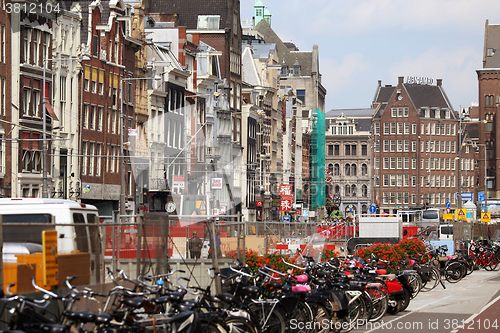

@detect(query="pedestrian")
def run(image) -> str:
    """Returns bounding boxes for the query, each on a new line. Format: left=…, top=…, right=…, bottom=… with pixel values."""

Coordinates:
left=188, top=231, right=203, bottom=259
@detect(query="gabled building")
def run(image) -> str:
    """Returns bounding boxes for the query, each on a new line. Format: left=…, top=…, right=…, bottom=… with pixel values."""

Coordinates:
left=372, top=77, right=476, bottom=213
left=11, top=0, right=54, bottom=198
left=0, top=0, right=11, bottom=197
left=325, top=109, right=373, bottom=216
left=477, top=19, right=500, bottom=200
left=146, top=0, right=244, bottom=216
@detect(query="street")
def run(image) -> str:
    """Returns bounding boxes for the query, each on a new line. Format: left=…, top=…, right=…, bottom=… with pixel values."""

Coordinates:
left=349, top=269, right=500, bottom=332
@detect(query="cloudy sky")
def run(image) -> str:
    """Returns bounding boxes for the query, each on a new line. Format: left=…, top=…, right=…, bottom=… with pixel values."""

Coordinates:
left=240, top=0, right=500, bottom=112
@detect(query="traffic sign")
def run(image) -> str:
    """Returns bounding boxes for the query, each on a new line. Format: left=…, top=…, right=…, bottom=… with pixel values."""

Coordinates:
left=481, top=213, right=491, bottom=223
left=369, top=205, right=377, bottom=213
left=303, top=209, right=309, bottom=217
left=456, top=192, right=473, bottom=201
left=283, top=215, right=291, bottom=223
left=478, top=192, right=485, bottom=202
left=443, top=213, right=454, bottom=220
left=446, top=207, right=451, bottom=214
left=456, top=209, right=466, bottom=220
left=42, top=230, right=58, bottom=287
left=446, top=201, right=451, bottom=208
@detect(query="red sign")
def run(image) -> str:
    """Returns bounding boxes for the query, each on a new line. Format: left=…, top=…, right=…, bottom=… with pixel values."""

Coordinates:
left=326, top=176, right=333, bottom=183
left=280, top=199, right=292, bottom=211
left=280, top=184, right=293, bottom=197
left=295, top=209, right=302, bottom=216
left=256, top=200, right=263, bottom=207
left=446, top=208, right=451, bottom=214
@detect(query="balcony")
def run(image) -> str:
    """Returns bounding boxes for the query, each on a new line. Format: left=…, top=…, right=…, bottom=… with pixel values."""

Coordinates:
left=206, top=146, right=220, bottom=157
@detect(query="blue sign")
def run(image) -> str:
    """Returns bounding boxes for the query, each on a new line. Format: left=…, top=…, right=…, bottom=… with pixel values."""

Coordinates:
left=283, top=215, right=291, bottom=223
left=456, top=192, right=473, bottom=201
left=446, top=201, right=451, bottom=208
left=303, top=210, right=309, bottom=217
left=369, top=205, right=377, bottom=213
left=478, top=192, right=485, bottom=202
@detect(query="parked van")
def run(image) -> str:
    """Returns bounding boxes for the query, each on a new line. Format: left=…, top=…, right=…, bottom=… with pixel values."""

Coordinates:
left=439, top=224, right=454, bottom=241
left=0, top=198, right=101, bottom=283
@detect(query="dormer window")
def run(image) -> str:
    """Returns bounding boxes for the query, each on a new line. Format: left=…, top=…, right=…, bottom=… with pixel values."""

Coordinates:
left=197, top=15, right=220, bottom=30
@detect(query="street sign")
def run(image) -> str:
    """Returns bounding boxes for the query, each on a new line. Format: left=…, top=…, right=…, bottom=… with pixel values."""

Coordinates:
left=283, top=215, right=291, bottom=223
left=443, top=213, right=454, bottom=220
left=446, top=201, right=451, bottom=208
left=456, top=192, right=473, bottom=201
left=42, top=230, right=58, bottom=287
left=303, top=209, right=309, bottom=217
left=481, top=213, right=491, bottom=223
left=369, top=205, right=377, bottom=213
left=446, top=207, right=451, bottom=214
left=478, top=192, right=485, bottom=202
left=456, top=209, right=466, bottom=220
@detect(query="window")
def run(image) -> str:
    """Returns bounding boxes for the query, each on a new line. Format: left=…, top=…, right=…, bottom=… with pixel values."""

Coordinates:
left=404, top=108, right=409, bottom=117
left=0, top=77, right=4, bottom=116
left=362, top=144, right=367, bottom=155
left=84, top=66, right=90, bottom=92
left=390, top=140, right=396, bottom=152
left=1, top=25, right=5, bottom=63
left=383, top=175, right=389, bottom=187
left=362, top=185, right=367, bottom=197
left=0, top=133, right=4, bottom=174
left=374, top=123, right=380, bottom=135
left=398, top=122, right=403, bottom=134
left=374, top=157, right=379, bottom=170
left=23, top=88, right=31, bottom=116
left=92, top=34, right=99, bottom=57
left=383, top=157, right=389, bottom=169
left=412, top=141, right=416, bottom=152
left=33, top=30, right=39, bottom=65
left=32, top=89, right=40, bottom=117
left=97, top=107, right=103, bottom=131
left=345, top=164, right=351, bottom=176
left=390, top=122, right=396, bottom=134
left=362, top=164, right=367, bottom=176
left=384, top=123, right=389, bottom=134
left=391, top=108, right=397, bottom=117
left=375, top=140, right=380, bottom=152
left=334, top=164, right=340, bottom=176
left=334, top=144, right=339, bottom=155
left=398, top=108, right=403, bottom=117
left=412, top=123, right=417, bottom=134
left=328, top=145, right=333, bottom=155
left=486, top=95, right=495, bottom=107
left=99, top=70, right=104, bottom=95
left=89, top=105, right=96, bottom=130
left=352, top=164, right=357, bottom=176
left=351, top=145, right=357, bottom=155
left=296, top=89, right=305, bottom=105
left=82, top=141, right=88, bottom=175
left=345, top=145, right=351, bottom=155
left=397, top=140, right=403, bottom=152
left=404, top=122, right=410, bottom=134
left=197, top=15, right=221, bottom=29
left=89, top=142, right=94, bottom=175
left=23, top=27, right=30, bottom=63
left=96, top=143, right=101, bottom=176
left=397, top=157, right=402, bottom=169
left=412, top=159, right=416, bottom=170
left=404, top=157, right=409, bottom=169
left=383, top=140, right=389, bottom=152
left=390, top=157, right=396, bottom=169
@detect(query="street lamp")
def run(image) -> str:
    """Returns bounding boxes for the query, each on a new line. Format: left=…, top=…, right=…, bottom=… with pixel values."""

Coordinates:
left=42, top=55, right=88, bottom=198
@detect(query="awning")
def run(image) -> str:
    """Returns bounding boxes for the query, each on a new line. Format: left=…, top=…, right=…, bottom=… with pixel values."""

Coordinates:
left=44, top=98, right=58, bottom=121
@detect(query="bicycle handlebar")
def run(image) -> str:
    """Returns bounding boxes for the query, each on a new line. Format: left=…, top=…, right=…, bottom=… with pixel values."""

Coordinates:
left=281, top=257, right=305, bottom=270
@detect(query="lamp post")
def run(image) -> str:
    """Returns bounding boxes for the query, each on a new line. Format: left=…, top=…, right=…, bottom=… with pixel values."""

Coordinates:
left=42, top=55, right=87, bottom=198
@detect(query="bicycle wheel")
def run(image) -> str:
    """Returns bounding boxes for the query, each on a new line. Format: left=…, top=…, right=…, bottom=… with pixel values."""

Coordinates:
left=398, top=288, right=411, bottom=312
left=288, top=300, right=314, bottom=333
left=247, top=303, right=286, bottom=333
left=408, top=273, right=422, bottom=299
left=225, top=317, right=258, bottom=333
left=444, top=262, right=464, bottom=283
left=308, top=302, right=331, bottom=333
left=360, top=291, right=373, bottom=325
left=421, top=267, right=440, bottom=291
left=344, top=291, right=367, bottom=332
left=486, top=253, right=499, bottom=271
left=366, top=287, right=388, bottom=322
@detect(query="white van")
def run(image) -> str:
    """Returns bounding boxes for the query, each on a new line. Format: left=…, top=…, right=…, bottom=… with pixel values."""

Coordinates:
left=439, top=224, right=454, bottom=241
left=0, top=198, right=101, bottom=283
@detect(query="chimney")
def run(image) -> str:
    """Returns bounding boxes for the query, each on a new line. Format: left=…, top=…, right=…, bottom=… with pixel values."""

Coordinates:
left=398, top=76, right=404, bottom=85
left=437, top=79, right=442, bottom=86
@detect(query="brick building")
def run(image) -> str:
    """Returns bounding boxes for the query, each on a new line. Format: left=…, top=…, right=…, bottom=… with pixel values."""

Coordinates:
left=477, top=19, right=500, bottom=201
left=372, top=77, right=476, bottom=213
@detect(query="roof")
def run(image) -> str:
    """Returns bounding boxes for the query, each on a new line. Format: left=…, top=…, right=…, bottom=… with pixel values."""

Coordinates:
left=485, top=23, right=500, bottom=68
left=326, top=108, right=375, bottom=117
left=146, top=0, right=233, bottom=30
left=247, top=43, right=277, bottom=59
left=254, top=19, right=316, bottom=76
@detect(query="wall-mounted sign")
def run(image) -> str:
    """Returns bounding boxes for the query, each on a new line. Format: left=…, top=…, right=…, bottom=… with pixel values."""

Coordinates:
left=173, top=176, right=185, bottom=188
left=211, top=178, right=223, bottom=189
left=406, top=76, right=434, bottom=85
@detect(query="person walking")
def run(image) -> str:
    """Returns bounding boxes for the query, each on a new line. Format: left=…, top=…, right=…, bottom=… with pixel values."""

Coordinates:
left=188, top=231, right=203, bottom=259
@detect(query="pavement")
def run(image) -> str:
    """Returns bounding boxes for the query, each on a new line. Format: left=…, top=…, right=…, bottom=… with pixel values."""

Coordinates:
left=348, top=269, right=500, bottom=332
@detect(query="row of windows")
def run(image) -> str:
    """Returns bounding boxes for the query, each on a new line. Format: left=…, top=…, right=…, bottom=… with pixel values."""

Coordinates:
left=22, top=27, right=50, bottom=66
left=380, top=174, right=456, bottom=188
left=374, top=122, right=457, bottom=136
left=328, top=163, right=368, bottom=176
left=327, top=144, right=368, bottom=156
left=331, top=184, right=368, bottom=197
left=330, top=123, right=354, bottom=135
left=82, top=141, right=116, bottom=176
left=382, top=192, right=457, bottom=206
left=378, top=139, right=457, bottom=153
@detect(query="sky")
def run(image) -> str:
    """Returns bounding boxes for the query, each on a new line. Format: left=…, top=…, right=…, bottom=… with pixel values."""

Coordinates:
left=240, top=0, right=500, bottom=112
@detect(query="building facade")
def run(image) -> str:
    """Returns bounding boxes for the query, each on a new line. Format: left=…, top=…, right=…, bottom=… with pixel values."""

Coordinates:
left=0, top=0, right=11, bottom=198
left=325, top=109, right=373, bottom=216
left=372, top=77, right=476, bottom=213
